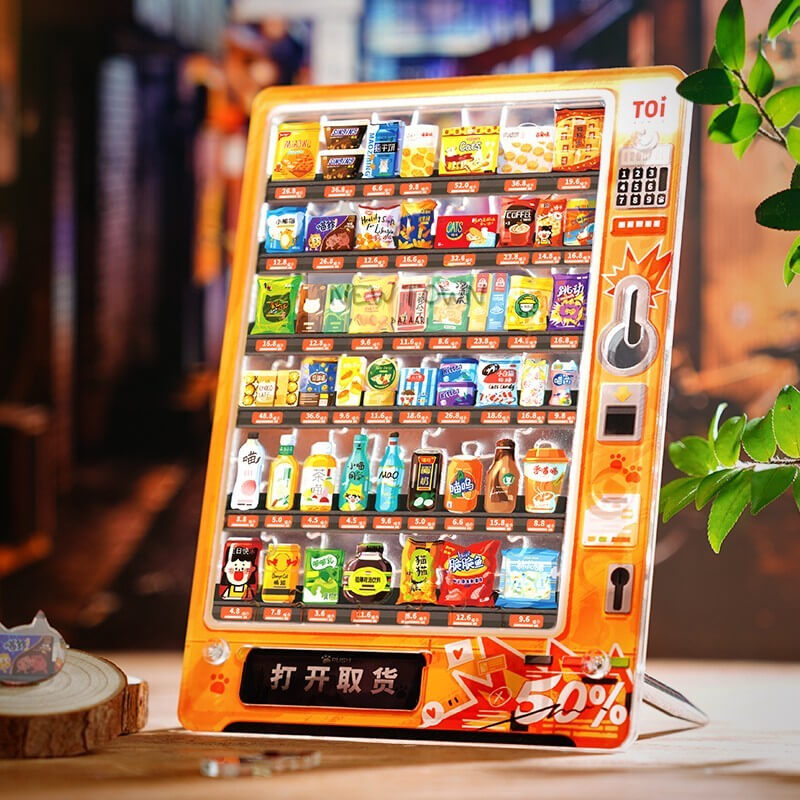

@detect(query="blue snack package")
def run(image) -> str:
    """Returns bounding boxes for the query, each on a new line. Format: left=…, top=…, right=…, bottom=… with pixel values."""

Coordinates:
left=486, top=272, right=509, bottom=332
left=363, top=121, right=404, bottom=178
left=397, top=366, right=437, bottom=406
left=265, top=207, right=306, bottom=253
left=437, top=357, right=478, bottom=385
left=496, top=547, right=559, bottom=609
left=436, top=383, right=476, bottom=406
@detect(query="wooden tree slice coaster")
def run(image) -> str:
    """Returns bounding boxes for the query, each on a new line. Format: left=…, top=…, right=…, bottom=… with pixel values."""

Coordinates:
left=0, top=649, right=147, bottom=758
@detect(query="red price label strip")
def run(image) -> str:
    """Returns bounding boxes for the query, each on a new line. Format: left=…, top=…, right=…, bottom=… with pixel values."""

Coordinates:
left=263, top=607, right=293, bottom=621
left=306, top=608, right=337, bottom=623
left=508, top=613, right=544, bottom=628
left=448, top=611, right=482, bottom=627
left=350, top=609, right=380, bottom=624
left=397, top=610, right=430, bottom=625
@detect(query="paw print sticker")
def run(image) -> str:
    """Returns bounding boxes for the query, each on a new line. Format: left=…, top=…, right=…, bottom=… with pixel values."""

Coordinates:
left=210, top=673, right=230, bottom=695
left=609, top=453, right=626, bottom=470
left=624, top=465, right=642, bottom=483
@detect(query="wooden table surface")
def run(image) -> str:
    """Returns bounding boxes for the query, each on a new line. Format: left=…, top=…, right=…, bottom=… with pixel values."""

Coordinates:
left=2, top=654, right=799, bottom=799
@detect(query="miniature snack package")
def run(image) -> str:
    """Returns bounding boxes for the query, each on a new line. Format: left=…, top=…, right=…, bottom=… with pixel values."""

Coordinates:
left=397, top=366, right=437, bottom=406
left=476, top=355, right=521, bottom=406
left=436, top=539, right=500, bottom=607
left=498, top=124, right=555, bottom=174
left=302, top=548, right=344, bottom=605
left=349, top=275, right=397, bottom=333
left=549, top=273, right=589, bottom=331
left=519, top=357, right=549, bottom=407
left=434, top=214, right=497, bottom=248
left=499, top=197, right=538, bottom=247
left=296, top=284, right=327, bottom=333
left=436, top=382, right=476, bottom=407
left=399, top=124, right=438, bottom=178
left=534, top=196, right=566, bottom=247
left=395, top=275, right=429, bottom=332
left=398, top=199, right=437, bottom=249
left=265, top=207, right=306, bottom=252
left=439, top=125, right=500, bottom=175
left=397, top=538, right=440, bottom=604
left=304, top=214, right=356, bottom=251
left=436, top=356, right=478, bottom=385
left=468, top=272, right=491, bottom=331
left=550, top=359, right=579, bottom=405
left=363, top=120, right=404, bottom=178
left=322, top=283, right=353, bottom=333
left=335, top=355, right=367, bottom=406
left=274, top=370, right=300, bottom=407
left=218, top=538, right=261, bottom=601
left=427, top=274, right=471, bottom=332
left=298, top=357, right=338, bottom=407
left=251, top=275, right=302, bottom=335
left=261, top=543, right=302, bottom=604
left=554, top=107, right=604, bottom=172
left=563, top=199, right=595, bottom=247
left=496, top=547, right=559, bottom=609
left=239, top=371, right=275, bottom=407
left=355, top=203, right=401, bottom=250
left=505, top=275, right=553, bottom=331
left=486, top=272, right=509, bottom=332
left=363, top=357, right=399, bottom=406
left=272, top=121, right=320, bottom=181
left=320, top=150, right=365, bottom=180
left=322, top=118, right=369, bottom=150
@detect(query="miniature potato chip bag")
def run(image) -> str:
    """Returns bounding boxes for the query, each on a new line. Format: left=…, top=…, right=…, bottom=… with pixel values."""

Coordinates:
left=496, top=547, right=559, bottom=609
left=505, top=275, right=553, bottom=331
left=436, top=539, right=500, bottom=607
left=348, top=275, right=397, bottom=334
left=265, top=207, right=306, bottom=252
left=548, top=273, right=589, bottom=331
left=355, top=203, right=401, bottom=250
left=251, top=275, right=302, bottom=334
left=335, top=355, right=367, bottom=406
left=398, top=199, right=437, bottom=249
left=272, top=122, right=320, bottom=181
left=397, top=538, right=441, bottom=605
left=428, top=274, right=471, bottom=332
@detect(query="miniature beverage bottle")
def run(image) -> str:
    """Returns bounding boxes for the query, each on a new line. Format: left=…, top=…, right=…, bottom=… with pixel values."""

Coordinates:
left=339, top=434, right=371, bottom=512
left=444, top=453, right=483, bottom=514
left=343, top=542, right=393, bottom=604
left=231, top=433, right=266, bottom=510
left=375, top=431, right=405, bottom=512
left=484, top=438, right=520, bottom=514
left=265, top=434, right=299, bottom=512
left=299, top=441, right=338, bottom=513
left=407, top=449, right=444, bottom=511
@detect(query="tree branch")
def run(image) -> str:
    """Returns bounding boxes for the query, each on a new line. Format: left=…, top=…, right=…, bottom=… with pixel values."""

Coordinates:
left=733, top=68, right=788, bottom=148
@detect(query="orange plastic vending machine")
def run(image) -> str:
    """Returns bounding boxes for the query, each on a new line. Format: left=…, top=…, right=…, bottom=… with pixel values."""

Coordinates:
left=179, top=67, right=695, bottom=751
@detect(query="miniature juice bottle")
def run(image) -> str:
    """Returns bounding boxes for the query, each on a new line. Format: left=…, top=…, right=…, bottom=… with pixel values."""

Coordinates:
left=265, top=434, right=299, bottom=511
left=231, top=433, right=266, bottom=511
left=299, top=441, right=338, bottom=512
left=375, top=431, right=405, bottom=513
left=484, top=438, right=521, bottom=514
left=444, top=453, right=483, bottom=514
left=339, top=434, right=371, bottom=512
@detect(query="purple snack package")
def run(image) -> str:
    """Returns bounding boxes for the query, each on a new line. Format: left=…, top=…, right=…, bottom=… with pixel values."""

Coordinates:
left=436, top=383, right=476, bottom=406
left=548, top=273, right=589, bottom=331
left=305, top=214, right=356, bottom=252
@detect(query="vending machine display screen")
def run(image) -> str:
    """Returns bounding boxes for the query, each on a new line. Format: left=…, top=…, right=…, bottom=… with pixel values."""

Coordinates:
left=180, top=68, right=692, bottom=751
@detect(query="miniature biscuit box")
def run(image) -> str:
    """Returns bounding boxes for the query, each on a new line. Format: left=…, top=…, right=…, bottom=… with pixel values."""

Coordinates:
left=272, top=122, right=319, bottom=181
left=498, top=124, right=555, bottom=174
left=439, top=126, right=500, bottom=175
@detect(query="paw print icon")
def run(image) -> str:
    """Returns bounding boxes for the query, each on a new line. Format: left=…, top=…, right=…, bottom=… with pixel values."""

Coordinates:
left=210, top=673, right=230, bottom=695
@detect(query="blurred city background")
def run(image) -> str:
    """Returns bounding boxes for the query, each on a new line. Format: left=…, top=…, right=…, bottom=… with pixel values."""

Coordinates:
left=1, top=0, right=798, bottom=659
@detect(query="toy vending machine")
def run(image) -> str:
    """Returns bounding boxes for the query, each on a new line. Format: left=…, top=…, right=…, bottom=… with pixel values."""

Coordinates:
left=179, top=67, right=694, bottom=751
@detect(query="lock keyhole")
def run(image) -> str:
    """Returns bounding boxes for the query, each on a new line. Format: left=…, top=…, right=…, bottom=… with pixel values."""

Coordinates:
left=610, top=566, right=630, bottom=611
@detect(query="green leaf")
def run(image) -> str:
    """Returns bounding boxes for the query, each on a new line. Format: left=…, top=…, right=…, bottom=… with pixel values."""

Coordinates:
left=792, top=165, right=800, bottom=189
left=707, top=103, right=762, bottom=143
left=773, top=385, right=800, bottom=457
left=755, top=189, right=800, bottom=230
left=714, top=414, right=746, bottom=466
left=747, top=48, right=774, bottom=97
left=784, top=236, right=800, bottom=286
left=716, top=0, right=746, bottom=70
left=696, top=468, right=742, bottom=509
left=768, top=0, right=800, bottom=39
left=708, top=402, right=728, bottom=443
left=732, top=133, right=756, bottom=159
left=750, top=465, right=798, bottom=514
left=677, top=68, right=736, bottom=104
left=669, top=435, right=718, bottom=476
left=660, top=476, right=703, bottom=523
left=787, top=127, right=800, bottom=163
left=764, top=87, right=800, bottom=127
left=708, top=45, right=725, bottom=69
left=708, top=470, right=751, bottom=553
left=742, top=411, right=777, bottom=461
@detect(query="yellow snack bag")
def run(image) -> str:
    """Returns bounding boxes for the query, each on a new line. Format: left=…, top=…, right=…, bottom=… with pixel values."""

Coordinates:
left=348, top=275, right=397, bottom=334
left=399, top=124, right=439, bottom=178
left=335, top=356, right=368, bottom=406
left=272, top=122, right=320, bottom=181
left=505, top=276, right=553, bottom=331
left=439, top=125, right=500, bottom=175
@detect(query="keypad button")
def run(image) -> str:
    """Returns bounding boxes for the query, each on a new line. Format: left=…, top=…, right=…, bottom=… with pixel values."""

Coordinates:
left=617, top=181, right=628, bottom=193
left=619, top=167, right=630, bottom=179
left=633, top=166, right=644, bottom=178
left=631, top=180, right=642, bottom=192
left=646, top=166, right=657, bottom=178
left=644, top=193, right=655, bottom=205
left=656, top=193, right=667, bottom=205
left=631, top=194, right=641, bottom=206
left=645, top=179, right=656, bottom=192
left=616, top=194, right=628, bottom=206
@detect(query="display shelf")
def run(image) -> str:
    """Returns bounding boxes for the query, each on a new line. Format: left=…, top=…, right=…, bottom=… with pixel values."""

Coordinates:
left=245, top=331, right=583, bottom=355
left=257, top=245, right=593, bottom=273
left=212, top=596, right=558, bottom=630
left=236, top=405, right=578, bottom=429
left=265, top=170, right=599, bottom=203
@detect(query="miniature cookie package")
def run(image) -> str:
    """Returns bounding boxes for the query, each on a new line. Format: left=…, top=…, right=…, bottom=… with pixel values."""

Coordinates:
left=427, top=274, right=472, bottom=332
left=554, top=107, right=604, bottom=172
left=355, top=203, right=401, bottom=250
left=322, top=118, right=369, bottom=150
left=434, top=214, right=497, bottom=248
left=439, top=125, right=500, bottom=175
left=498, top=124, right=555, bottom=174
left=272, top=121, right=320, bottom=181
left=305, top=214, right=356, bottom=251
left=399, top=124, right=438, bottom=178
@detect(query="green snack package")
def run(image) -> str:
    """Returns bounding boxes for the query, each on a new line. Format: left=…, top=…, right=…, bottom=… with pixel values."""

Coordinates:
left=427, top=274, right=472, bottom=332
left=251, top=275, right=302, bottom=334
left=302, top=548, right=344, bottom=604
left=322, top=283, right=353, bottom=334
